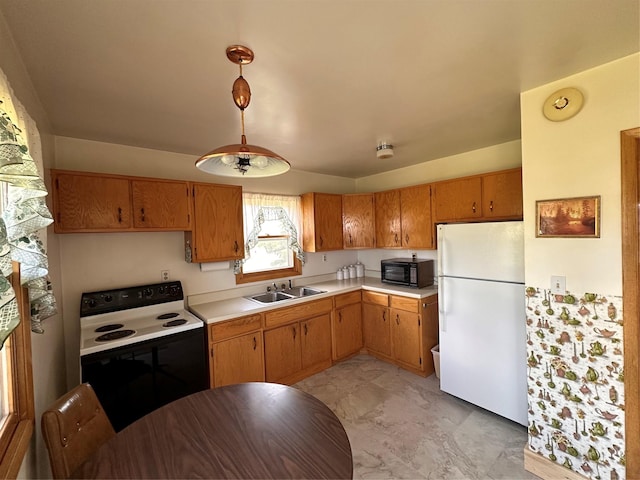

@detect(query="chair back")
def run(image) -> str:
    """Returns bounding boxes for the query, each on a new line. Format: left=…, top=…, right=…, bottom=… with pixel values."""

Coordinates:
left=41, top=383, right=116, bottom=479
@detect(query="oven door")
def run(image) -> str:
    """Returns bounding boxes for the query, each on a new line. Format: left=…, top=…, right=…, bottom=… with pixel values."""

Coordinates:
left=81, top=327, right=208, bottom=431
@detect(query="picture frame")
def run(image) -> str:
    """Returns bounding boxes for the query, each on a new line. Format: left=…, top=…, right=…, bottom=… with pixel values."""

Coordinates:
left=536, top=195, right=600, bottom=238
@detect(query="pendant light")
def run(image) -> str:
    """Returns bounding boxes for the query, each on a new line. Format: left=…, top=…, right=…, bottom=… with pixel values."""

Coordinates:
left=195, top=45, right=290, bottom=177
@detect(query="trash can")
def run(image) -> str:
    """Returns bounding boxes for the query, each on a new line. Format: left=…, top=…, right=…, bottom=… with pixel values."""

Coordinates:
left=431, top=345, right=440, bottom=379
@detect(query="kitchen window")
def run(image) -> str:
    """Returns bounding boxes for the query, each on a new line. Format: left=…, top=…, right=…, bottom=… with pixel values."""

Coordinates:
left=235, top=193, right=304, bottom=284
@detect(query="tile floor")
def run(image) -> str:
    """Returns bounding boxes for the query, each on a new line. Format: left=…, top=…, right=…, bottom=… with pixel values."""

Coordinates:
left=295, top=355, right=540, bottom=480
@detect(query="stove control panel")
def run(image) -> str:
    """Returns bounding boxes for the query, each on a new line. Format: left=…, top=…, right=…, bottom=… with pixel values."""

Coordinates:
left=80, top=281, right=185, bottom=317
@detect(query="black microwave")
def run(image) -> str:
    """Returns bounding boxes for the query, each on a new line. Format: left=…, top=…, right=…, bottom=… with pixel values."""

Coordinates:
left=381, top=258, right=434, bottom=288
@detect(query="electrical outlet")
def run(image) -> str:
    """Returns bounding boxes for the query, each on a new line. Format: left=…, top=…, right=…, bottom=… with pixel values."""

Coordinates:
left=551, top=275, right=565, bottom=294
left=322, top=254, right=327, bottom=262
left=161, top=270, right=170, bottom=281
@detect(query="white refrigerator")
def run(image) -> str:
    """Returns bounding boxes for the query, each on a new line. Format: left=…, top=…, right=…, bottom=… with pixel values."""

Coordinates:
left=437, top=221, right=527, bottom=426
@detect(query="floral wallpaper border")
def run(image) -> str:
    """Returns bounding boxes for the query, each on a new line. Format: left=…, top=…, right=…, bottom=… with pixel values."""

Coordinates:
left=525, top=287, right=624, bottom=480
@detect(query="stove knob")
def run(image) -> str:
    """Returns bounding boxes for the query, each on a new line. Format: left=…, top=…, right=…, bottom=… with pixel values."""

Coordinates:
left=143, top=288, right=154, bottom=298
left=158, top=285, right=167, bottom=295
left=104, top=294, right=113, bottom=302
left=86, top=298, right=97, bottom=308
left=169, top=285, right=180, bottom=296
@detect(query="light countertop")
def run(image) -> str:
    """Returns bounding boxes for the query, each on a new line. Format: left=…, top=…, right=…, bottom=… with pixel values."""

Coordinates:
left=188, top=277, right=438, bottom=325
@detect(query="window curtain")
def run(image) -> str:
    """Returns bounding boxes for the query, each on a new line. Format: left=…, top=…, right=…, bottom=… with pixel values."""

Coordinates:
left=0, top=68, right=56, bottom=348
left=233, top=192, right=305, bottom=273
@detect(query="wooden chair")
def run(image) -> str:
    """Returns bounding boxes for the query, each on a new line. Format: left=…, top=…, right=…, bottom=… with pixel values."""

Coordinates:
left=41, top=383, right=115, bottom=479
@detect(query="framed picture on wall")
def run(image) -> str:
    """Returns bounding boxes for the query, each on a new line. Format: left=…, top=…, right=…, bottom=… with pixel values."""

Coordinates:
left=536, top=196, right=601, bottom=238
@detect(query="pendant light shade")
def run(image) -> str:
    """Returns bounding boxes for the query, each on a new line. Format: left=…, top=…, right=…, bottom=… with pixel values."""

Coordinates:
left=196, top=45, right=290, bottom=177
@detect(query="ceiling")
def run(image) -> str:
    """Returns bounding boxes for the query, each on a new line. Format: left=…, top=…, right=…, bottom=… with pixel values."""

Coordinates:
left=1, top=1, right=638, bottom=178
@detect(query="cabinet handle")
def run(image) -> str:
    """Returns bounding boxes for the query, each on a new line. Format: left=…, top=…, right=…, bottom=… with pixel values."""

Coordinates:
left=489, top=200, right=494, bottom=212
left=253, top=336, right=257, bottom=350
left=117, top=207, right=122, bottom=223
left=233, top=240, right=239, bottom=253
left=349, top=233, right=352, bottom=245
left=338, top=311, right=342, bottom=323
left=140, top=207, right=145, bottom=222
left=396, top=314, right=400, bottom=325
left=304, top=323, right=308, bottom=336
left=472, top=201, right=477, bottom=213
left=292, top=326, right=297, bottom=340
left=319, top=236, right=324, bottom=247
left=382, top=310, right=386, bottom=322
left=405, top=234, right=409, bottom=244
left=394, top=233, right=398, bottom=245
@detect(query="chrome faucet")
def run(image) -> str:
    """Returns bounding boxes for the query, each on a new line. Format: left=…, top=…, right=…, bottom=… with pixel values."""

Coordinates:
left=273, top=282, right=278, bottom=291
left=288, top=279, right=293, bottom=289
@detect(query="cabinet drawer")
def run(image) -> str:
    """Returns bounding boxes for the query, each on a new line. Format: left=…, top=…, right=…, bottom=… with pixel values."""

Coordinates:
left=390, top=295, right=420, bottom=313
left=265, top=298, right=333, bottom=328
left=210, top=314, right=262, bottom=342
left=362, top=291, right=388, bottom=306
left=334, top=291, right=361, bottom=308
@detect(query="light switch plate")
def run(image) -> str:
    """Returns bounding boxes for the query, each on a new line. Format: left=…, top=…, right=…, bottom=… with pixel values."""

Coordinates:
left=551, top=275, right=566, bottom=294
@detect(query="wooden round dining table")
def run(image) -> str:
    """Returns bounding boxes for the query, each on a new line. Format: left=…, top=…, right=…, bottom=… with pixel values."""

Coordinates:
left=71, top=382, right=353, bottom=479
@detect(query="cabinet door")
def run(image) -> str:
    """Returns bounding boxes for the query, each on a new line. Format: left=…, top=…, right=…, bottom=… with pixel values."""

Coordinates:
left=53, top=172, right=131, bottom=232
left=333, top=302, right=363, bottom=360
left=434, top=177, right=482, bottom=222
left=212, top=332, right=264, bottom=387
left=421, top=296, right=439, bottom=376
left=191, top=183, right=244, bottom=262
left=131, top=179, right=191, bottom=230
left=302, top=193, right=343, bottom=251
left=362, top=303, right=391, bottom=357
left=391, top=308, right=422, bottom=370
left=482, top=169, right=523, bottom=219
left=374, top=189, right=401, bottom=248
left=264, top=324, right=302, bottom=382
left=301, top=313, right=332, bottom=369
left=342, top=194, right=375, bottom=249
left=400, top=184, right=433, bottom=249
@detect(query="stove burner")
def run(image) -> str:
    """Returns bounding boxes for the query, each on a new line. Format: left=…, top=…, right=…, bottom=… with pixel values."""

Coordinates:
left=157, top=312, right=179, bottom=320
left=95, top=323, right=124, bottom=333
left=96, top=329, right=135, bottom=342
left=163, top=319, right=187, bottom=327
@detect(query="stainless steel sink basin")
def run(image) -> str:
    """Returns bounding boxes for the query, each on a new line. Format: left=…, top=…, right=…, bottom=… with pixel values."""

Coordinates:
left=246, top=286, right=326, bottom=304
left=284, top=287, right=326, bottom=297
left=247, top=292, right=296, bottom=304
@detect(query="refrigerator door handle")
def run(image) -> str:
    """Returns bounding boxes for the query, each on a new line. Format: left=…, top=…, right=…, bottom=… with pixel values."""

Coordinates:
left=438, top=278, right=446, bottom=332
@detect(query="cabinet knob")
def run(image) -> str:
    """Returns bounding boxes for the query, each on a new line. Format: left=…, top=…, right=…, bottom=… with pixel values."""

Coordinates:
left=489, top=200, right=494, bottom=212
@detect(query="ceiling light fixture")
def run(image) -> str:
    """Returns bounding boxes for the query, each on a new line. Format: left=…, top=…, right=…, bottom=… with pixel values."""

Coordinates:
left=376, top=142, right=394, bottom=159
left=542, top=87, right=584, bottom=122
left=195, top=45, right=290, bottom=177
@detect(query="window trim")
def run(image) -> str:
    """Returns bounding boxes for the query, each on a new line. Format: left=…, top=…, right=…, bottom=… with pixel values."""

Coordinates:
left=0, top=262, right=35, bottom=479
left=235, top=256, right=302, bottom=285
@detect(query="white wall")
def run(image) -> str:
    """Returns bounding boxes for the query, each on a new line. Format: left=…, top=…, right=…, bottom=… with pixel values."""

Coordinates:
left=355, top=140, right=522, bottom=192
left=521, top=53, right=640, bottom=294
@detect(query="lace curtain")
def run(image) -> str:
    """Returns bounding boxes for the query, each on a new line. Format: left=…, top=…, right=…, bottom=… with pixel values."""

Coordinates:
left=233, top=192, right=305, bottom=273
left=0, top=68, right=56, bottom=348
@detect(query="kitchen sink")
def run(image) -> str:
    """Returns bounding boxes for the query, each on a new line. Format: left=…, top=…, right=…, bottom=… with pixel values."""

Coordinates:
left=284, top=287, right=326, bottom=297
left=247, top=292, right=296, bottom=304
left=246, top=286, right=327, bottom=304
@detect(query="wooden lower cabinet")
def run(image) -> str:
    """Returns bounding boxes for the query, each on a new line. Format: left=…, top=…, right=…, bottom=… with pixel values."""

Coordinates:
left=363, top=291, right=439, bottom=377
left=333, top=291, right=363, bottom=360
left=362, top=292, right=392, bottom=358
left=264, top=299, right=333, bottom=384
left=209, top=314, right=265, bottom=388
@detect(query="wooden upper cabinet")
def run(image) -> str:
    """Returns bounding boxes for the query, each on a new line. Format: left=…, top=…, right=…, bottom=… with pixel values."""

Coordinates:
left=189, top=183, right=244, bottom=262
left=433, top=176, right=483, bottom=222
left=374, top=189, right=401, bottom=248
left=482, top=168, right=523, bottom=219
left=52, top=170, right=132, bottom=232
left=342, top=193, right=375, bottom=249
left=131, top=179, right=191, bottom=230
left=400, top=184, right=433, bottom=249
left=301, top=193, right=343, bottom=252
